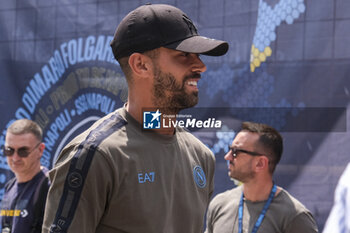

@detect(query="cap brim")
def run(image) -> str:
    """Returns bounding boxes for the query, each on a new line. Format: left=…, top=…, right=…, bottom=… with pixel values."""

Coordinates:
left=164, top=36, right=229, bottom=56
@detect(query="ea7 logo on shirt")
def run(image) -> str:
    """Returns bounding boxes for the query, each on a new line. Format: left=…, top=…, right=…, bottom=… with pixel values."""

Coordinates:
left=193, top=165, right=206, bottom=188
left=138, top=172, right=155, bottom=183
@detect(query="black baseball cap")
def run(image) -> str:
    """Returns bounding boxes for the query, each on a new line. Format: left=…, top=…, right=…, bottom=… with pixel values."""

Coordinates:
left=110, top=4, right=229, bottom=60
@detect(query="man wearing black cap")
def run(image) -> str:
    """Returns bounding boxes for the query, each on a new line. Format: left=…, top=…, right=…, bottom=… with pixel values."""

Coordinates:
left=42, top=3, right=228, bottom=233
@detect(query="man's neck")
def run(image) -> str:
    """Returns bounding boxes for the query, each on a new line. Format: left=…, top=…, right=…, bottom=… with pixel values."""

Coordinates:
left=16, top=167, right=41, bottom=183
left=242, top=180, right=275, bottom=202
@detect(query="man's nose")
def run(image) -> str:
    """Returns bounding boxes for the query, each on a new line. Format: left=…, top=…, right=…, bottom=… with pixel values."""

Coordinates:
left=11, top=151, right=22, bottom=160
left=191, top=54, right=207, bottom=73
left=224, top=151, right=232, bottom=161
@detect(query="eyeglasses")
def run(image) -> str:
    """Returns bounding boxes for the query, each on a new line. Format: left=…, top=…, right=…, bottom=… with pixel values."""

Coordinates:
left=3, top=142, right=41, bottom=158
left=228, top=146, right=263, bottom=158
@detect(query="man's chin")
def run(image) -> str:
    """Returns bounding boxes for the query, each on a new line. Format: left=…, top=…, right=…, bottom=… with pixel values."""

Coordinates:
left=11, top=166, right=24, bottom=173
left=175, top=96, right=198, bottom=110
left=184, top=100, right=198, bottom=109
left=185, top=94, right=199, bottom=107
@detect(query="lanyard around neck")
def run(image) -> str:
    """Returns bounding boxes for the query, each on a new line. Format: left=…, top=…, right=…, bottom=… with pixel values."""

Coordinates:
left=238, top=184, right=277, bottom=233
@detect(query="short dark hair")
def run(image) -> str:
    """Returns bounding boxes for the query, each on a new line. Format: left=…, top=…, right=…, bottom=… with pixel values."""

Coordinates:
left=117, top=49, right=160, bottom=83
left=241, top=121, right=283, bottom=174
left=117, top=56, right=132, bottom=83
left=7, top=119, right=43, bottom=142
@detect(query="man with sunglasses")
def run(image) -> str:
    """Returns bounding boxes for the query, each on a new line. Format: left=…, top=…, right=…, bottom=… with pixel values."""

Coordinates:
left=205, top=121, right=318, bottom=233
left=1, top=119, right=50, bottom=233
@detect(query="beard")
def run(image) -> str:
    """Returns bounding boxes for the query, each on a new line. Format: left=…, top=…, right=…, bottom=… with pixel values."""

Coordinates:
left=228, top=162, right=255, bottom=183
left=152, top=68, right=199, bottom=114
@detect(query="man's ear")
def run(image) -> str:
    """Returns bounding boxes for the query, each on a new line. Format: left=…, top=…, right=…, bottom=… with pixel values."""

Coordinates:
left=38, top=142, right=45, bottom=159
left=128, top=53, right=153, bottom=78
left=255, top=156, right=269, bottom=172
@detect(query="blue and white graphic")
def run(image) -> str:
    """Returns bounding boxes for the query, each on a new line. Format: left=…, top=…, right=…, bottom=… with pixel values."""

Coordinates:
left=250, top=0, right=306, bottom=72
left=193, top=165, right=206, bottom=188
left=143, top=110, right=161, bottom=129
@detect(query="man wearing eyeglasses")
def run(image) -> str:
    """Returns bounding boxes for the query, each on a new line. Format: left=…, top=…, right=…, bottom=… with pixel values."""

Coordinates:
left=0, top=119, right=50, bottom=233
left=205, top=121, right=318, bottom=233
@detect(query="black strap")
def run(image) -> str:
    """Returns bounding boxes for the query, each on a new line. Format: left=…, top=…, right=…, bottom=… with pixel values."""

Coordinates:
left=30, top=175, right=50, bottom=233
left=50, top=113, right=127, bottom=232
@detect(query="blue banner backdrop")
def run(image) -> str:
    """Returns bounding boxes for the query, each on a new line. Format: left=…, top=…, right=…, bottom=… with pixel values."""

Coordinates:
left=0, top=0, right=349, bottom=231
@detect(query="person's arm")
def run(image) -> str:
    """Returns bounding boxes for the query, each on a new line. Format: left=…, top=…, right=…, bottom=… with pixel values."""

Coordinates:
left=285, top=212, right=319, bottom=233
left=204, top=201, right=214, bottom=233
left=208, top=153, right=216, bottom=200
left=322, top=164, right=350, bottom=233
left=42, top=146, right=115, bottom=233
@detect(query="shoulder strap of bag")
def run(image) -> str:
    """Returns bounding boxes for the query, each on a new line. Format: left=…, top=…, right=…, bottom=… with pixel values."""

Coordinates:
left=30, top=174, right=50, bottom=233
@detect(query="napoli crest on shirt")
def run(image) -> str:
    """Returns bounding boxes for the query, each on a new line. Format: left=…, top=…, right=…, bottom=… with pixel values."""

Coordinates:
left=193, top=165, right=206, bottom=188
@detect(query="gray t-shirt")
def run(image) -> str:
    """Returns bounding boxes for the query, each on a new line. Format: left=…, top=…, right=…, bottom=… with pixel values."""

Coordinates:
left=206, top=185, right=318, bottom=233
left=43, top=107, right=215, bottom=233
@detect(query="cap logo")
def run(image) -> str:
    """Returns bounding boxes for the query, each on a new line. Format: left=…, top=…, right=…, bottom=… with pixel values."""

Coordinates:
left=182, top=15, right=198, bottom=35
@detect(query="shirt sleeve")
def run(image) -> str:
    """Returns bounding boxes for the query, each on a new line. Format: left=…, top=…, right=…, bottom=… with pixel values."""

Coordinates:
left=208, top=152, right=216, bottom=201
left=204, top=201, right=214, bottom=233
left=42, top=145, right=115, bottom=233
left=285, top=212, right=319, bottom=233
left=322, top=164, right=350, bottom=233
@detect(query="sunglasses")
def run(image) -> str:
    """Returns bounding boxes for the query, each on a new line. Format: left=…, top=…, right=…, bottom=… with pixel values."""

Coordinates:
left=228, top=146, right=263, bottom=158
left=3, top=142, right=41, bottom=158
